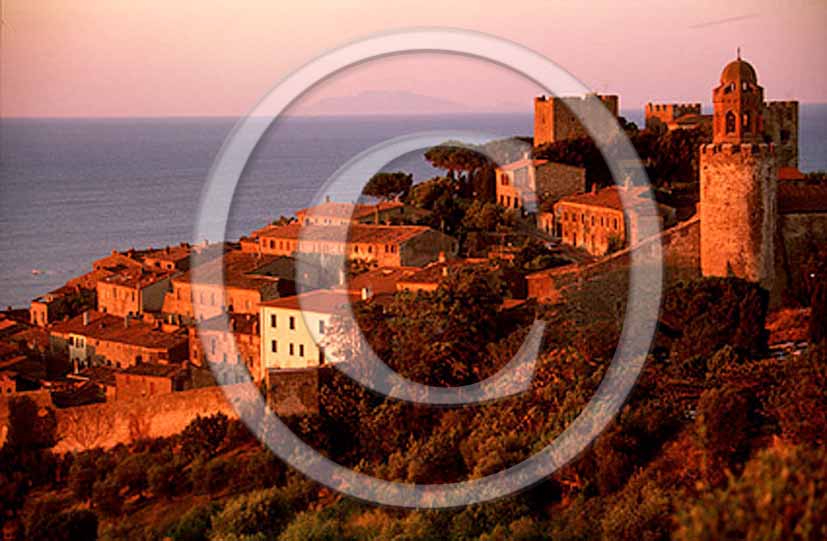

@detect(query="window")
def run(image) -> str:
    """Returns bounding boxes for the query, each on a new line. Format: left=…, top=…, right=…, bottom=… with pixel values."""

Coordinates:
left=742, top=112, right=751, bottom=129
left=725, top=111, right=736, bottom=134
left=581, top=214, right=585, bottom=224
left=210, top=338, right=216, bottom=355
left=289, top=343, right=294, bottom=355
left=318, top=320, right=325, bottom=334
left=289, top=316, right=295, bottom=330
left=270, top=314, right=277, bottom=328
left=271, top=340, right=277, bottom=353
left=69, top=336, right=75, bottom=346
left=299, top=344, right=304, bottom=357
left=269, top=240, right=275, bottom=249
left=591, top=216, right=595, bottom=226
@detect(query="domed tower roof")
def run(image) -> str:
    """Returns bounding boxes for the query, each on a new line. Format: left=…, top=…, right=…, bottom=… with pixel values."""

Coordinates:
left=720, top=56, right=757, bottom=84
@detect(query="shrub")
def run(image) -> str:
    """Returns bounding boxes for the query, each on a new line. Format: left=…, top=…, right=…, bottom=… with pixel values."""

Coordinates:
left=68, top=453, right=99, bottom=501
left=26, top=503, right=99, bottom=541
left=148, top=461, right=180, bottom=499
left=208, top=487, right=293, bottom=540
left=277, top=511, right=344, bottom=541
left=601, top=480, right=674, bottom=541
left=180, top=413, right=229, bottom=460
left=92, top=477, right=122, bottom=517
left=662, top=277, right=768, bottom=361
left=674, top=444, right=827, bottom=541
left=169, top=502, right=221, bottom=541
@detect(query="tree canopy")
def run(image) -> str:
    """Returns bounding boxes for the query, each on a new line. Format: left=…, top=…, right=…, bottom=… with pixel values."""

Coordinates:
left=362, top=171, right=413, bottom=201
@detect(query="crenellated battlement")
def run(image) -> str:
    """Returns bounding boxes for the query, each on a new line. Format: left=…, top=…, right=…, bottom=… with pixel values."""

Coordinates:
left=700, top=142, right=775, bottom=156
left=645, top=102, right=702, bottom=115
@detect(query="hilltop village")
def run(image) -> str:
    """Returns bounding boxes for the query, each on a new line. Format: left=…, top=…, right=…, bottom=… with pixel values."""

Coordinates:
left=1, top=54, right=826, bottom=446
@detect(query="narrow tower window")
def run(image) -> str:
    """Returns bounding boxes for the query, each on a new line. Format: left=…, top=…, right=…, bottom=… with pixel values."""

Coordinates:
left=725, top=111, right=736, bottom=134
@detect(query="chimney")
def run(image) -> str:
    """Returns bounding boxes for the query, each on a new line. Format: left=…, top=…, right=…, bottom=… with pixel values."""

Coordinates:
left=123, top=315, right=129, bottom=329
left=361, top=287, right=373, bottom=300
left=442, top=267, right=449, bottom=277
left=252, top=320, right=259, bottom=334
left=325, top=195, right=331, bottom=203
left=591, top=183, right=598, bottom=195
left=82, top=310, right=90, bottom=326
left=229, top=317, right=236, bottom=331
left=623, top=175, right=632, bottom=191
left=438, top=251, right=446, bottom=263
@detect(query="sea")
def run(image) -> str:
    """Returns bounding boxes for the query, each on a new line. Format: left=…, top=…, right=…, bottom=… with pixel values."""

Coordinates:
left=2, top=106, right=826, bottom=308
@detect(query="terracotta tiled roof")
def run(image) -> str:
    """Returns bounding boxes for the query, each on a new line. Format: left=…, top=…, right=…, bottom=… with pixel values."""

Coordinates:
left=198, top=313, right=259, bottom=335
left=497, top=158, right=548, bottom=172
left=74, top=366, right=118, bottom=387
left=175, top=251, right=294, bottom=290
left=345, top=267, right=420, bottom=294
left=260, top=290, right=360, bottom=314
left=51, top=311, right=187, bottom=351
left=98, top=268, right=173, bottom=289
left=258, top=223, right=432, bottom=244
left=778, top=184, right=827, bottom=214
left=399, top=259, right=489, bottom=285
left=121, top=363, right=186, bottom=379
left=556, top=185, right=653, bottom=211
left=778, top=166, right=806, bottom=181
left=295, top=200, right=419, bottom=221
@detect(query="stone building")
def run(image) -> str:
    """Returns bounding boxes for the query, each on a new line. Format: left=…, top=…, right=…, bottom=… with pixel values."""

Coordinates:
left=296, top=199, right=430, bottom=226
left=96, top=268, right=173, bottom=317
left=189, top=313, right=262, bottom=383
left=251, top=223, right=458, bottom=268
left=30, top=285, right=95, bottom=327
left=644, top=102, right=711, bottom=132
left=114, top=363, right=190, bottom=401
left=697, top=55, right=826, bottom=303
left=49, top=310, right=188, bottom=371
left=700, top=54, right=778, bottom=290
left=554, top=183, right=675, bottom=256
left=260, top=290, right=359, bottom=371
left=162, top=251, right=311, bottom=322
left=534, top=93, right=619, bottom=147
left=495, top=158, right=586, bottom=212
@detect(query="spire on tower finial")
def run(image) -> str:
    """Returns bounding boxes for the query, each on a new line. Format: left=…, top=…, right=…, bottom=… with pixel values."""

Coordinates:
left=737, top=46, right=741, bottom=60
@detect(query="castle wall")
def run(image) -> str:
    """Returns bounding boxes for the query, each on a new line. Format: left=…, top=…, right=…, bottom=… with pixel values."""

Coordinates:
left=763, top=101, right=799, bottom=169
left=777, top=212, right=827, bottom=303
left=0, top=369, right=321, bottom=453
left=527, top=217, right=700, bottom=302
left=644, top=103, right=702, bottom=130
left=699, top=144, right=777, bottom=291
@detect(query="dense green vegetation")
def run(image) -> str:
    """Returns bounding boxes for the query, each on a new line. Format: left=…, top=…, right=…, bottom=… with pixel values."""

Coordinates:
left=2, top=272, right=825, bottom=540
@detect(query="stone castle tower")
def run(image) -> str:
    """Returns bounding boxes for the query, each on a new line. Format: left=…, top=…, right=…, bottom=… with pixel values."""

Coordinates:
left=700, top=54, right=778, bottom=291
left=534, top=94, right=619, bottom=147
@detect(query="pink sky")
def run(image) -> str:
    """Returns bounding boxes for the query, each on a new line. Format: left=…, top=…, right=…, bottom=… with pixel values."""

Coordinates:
left=1, top=0, right=825, bottom=117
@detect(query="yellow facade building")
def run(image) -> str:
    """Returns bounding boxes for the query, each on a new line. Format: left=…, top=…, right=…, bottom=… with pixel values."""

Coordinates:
left=260, top=290, right=359, bottom=371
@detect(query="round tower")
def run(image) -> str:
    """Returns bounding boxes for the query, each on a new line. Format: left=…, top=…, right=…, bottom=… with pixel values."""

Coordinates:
left=700, top=54, right=777, bottom=290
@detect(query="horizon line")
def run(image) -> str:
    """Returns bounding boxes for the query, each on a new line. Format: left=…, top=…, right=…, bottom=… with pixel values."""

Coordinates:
left=3, top=101, right=826, bottom=121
